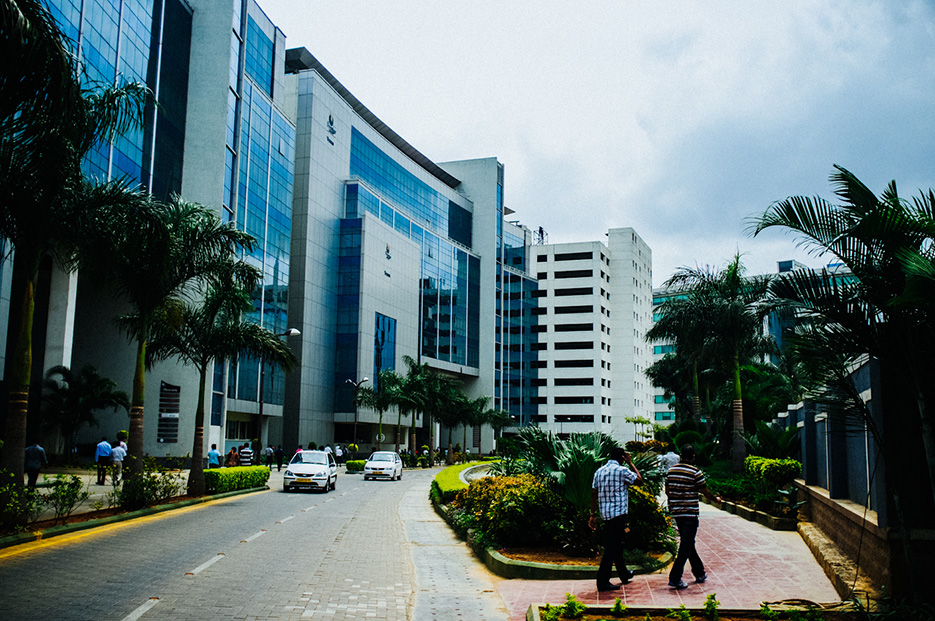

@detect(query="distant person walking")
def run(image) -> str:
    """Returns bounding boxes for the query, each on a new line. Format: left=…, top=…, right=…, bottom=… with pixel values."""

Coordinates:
left=239, top=443, right=253, bottom=466
left=225, top=447, right=239, bottom=467
left=665, top=444, right=721, bottom=589
left=95, top=437, right=113, bottom=485
left=589, top=447, right=642, bottom=592
left=265, top=444, right=274, bottom=468
left=24, top=440, right=48, bottom=489
left=110, top=440, right=127, bottom=484
left=207, top=444, right=221, bottom=469
left=334, top=445, right=343, bottom=465
left=275, top=445, right=284, bottom=471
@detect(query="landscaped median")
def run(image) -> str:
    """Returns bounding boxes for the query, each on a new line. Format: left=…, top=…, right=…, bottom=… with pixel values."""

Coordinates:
left=0, top=466, right=271, bottom=551
left=430, top=460, right=672, bottom=580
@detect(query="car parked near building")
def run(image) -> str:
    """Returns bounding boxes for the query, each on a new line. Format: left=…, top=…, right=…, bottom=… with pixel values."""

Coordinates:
left=283, top=450, right=337, bottom=492
left=363, top=451, right=403, bottom=481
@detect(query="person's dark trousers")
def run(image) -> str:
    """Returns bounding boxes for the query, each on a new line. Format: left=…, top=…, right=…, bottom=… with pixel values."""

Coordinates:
left=96, top=459, right=110, bottom=484
left=669, top=516, right=704, bottom=583
left=597, top=514, right=633, bottom=586
left=277, top=459, right=283, bottom=472
left=26, top=469, right=40, bottom=488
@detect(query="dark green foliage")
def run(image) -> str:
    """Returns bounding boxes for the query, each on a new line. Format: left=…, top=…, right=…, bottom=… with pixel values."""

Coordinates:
left=43, top=474, right=90, bottom=524
left=673, top=430, right=705, bottom=450
left=203, top=466, right=271, bottom=494
left=740, top=420, right=800, bottom=459
left=703, top=593, right=720, bottom=621
left=560, top=593, right=588, bottom=619
left=119, top=456, right=186, bottom=509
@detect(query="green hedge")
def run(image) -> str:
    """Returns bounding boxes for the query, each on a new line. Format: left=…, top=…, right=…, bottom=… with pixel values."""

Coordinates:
left=744, top=456, right=801, bottom=492
left=204, top=466, right=270, bottom=494
left=346, top=460, right=365, bottom=472
left=432, top=461, right=490, bottom=503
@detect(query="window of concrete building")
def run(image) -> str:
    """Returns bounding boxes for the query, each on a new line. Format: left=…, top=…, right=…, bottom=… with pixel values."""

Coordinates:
left=555, top=305, right=591, bottom=314
left=555, top=251, right=592, bottom=261
left=555, top=359, right=593, bottom=368
left=555, top=341, right=593, bottom=350
left=555, top=269, right=592, bottom=279
left=555, top=287, right=592, bottom=296
left=555, top=378, right=593, bottom=386
left=554, top=323, right=592, bottom=332
left=555, top=396, right=594, bottom=404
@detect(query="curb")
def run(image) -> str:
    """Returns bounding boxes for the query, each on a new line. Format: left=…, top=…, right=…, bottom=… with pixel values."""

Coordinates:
left=0, top=486, right=268, bottom=551
left=702, top=495, right=798, bottom=531
left=431, top=496, right=672, bottom=580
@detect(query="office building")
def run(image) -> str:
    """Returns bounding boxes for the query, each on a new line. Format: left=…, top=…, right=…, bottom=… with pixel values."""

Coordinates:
left=530, top=229, right=653, bottom=440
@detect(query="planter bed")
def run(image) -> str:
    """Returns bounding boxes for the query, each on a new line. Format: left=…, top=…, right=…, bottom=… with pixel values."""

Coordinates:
left=527, top=603, right=860, bottom=621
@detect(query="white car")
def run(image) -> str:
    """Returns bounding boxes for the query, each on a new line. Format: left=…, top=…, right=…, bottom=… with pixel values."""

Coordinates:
left=284, top=450, right=337, bottom=492
left=363, top=451, right=403, bottom=481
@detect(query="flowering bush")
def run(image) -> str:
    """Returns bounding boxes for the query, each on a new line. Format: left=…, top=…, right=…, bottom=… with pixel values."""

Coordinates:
left=450, top=474, right=564, bottom=547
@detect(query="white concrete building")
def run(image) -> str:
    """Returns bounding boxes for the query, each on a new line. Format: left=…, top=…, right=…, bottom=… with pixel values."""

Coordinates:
left=531, top=228, right=653, bottom=442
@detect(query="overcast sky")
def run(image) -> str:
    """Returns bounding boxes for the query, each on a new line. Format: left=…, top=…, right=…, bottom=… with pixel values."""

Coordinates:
left=261, top=0, right=935, bottom=286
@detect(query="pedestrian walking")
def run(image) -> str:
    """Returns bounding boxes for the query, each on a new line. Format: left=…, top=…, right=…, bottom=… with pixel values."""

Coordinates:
left=334, top=444, right=343, bottom=465
left=110, top=440, right=127, bottom=484
left=24, top=440, right=48, bottom=489
left=265, top=444, right=274, bottom=467
left=589, top=447, right=643, bottom=591
left=275, top=445, right=284, bottom=471
left=95, top=437, right=113, bottom=485
left=658, top=447, right=680, bottom=471
left=225, top=447, right=239, bottom=467
left=207, top=443, right=221, bottom=468
left=239, top=443, right=253, bottom=466
left=665, top=444, right=721, bottom=589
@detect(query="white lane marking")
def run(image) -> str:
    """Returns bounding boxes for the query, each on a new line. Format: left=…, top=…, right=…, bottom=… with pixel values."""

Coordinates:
left=121, top=598, right=159, bottom=621
left=242, top=530, right=267, bottom=542
left=324, top=497, right=335, bottom=503
left=277, top=516, right=294, bottom=524
left=302, top=505, right=316, bottom=512
left=186, top=553, right=225, bottom=575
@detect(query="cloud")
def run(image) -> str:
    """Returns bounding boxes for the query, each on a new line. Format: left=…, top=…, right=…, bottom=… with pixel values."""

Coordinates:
left=263, top=0, right=935, bottom=284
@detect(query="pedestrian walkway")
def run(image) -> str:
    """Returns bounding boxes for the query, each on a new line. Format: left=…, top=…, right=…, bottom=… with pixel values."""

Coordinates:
left=497, top=502, right=840, bottom=619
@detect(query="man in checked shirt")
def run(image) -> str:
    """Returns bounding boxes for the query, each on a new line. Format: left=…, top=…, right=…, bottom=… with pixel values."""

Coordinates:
left=589, top=447, right=643, bottom=591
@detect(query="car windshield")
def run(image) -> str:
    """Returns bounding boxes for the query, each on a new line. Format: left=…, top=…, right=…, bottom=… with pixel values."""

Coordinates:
left=292, top=452, right=327, bottom=465
left=369, top=452, right=395, bottom=462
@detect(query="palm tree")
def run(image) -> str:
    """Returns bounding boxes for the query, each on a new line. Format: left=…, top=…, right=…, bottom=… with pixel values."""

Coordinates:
left=664, top=255, right=773, bottom=472
left=79, top=197, right=255, bottom=482
left=751, top=165, right=935, bottom=532
left=146, top=264, right=297, bottom=496
left=355, top=368, right=402, bottom=451
left=40, top=365, right=131, bottom=461
left=486, top=408, right=514, bottom=450
left=646, top=291, right=719, bottom=424
left=0, top=0, right=150, bottom=482
left=455, top=395, right=491, bottom=462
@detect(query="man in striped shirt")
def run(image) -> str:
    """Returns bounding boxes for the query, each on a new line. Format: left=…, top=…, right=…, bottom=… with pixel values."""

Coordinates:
left=665, top=444, right=721, bottom=589
left=589, top=447, right=643, bottom=591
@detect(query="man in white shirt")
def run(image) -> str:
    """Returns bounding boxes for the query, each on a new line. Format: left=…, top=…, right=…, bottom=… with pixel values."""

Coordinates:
left=111, top=441, right=127, bottom=484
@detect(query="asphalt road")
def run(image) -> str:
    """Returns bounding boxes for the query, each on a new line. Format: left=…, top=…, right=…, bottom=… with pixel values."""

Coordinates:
left=0, top=467, right=509, bottom=621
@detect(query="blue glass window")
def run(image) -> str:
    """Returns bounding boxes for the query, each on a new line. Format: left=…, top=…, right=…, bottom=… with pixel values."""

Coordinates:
left=244, top=16, right=273, bottom=96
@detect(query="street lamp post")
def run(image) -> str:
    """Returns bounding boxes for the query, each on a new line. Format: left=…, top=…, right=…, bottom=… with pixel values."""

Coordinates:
left=346, top=377, right=370, bottom=449
left=258, top=328, right=301, bottom=448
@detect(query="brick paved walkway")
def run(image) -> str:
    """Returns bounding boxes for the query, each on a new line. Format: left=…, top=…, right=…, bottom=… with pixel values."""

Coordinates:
left=498, top=503, right=840, bottom=619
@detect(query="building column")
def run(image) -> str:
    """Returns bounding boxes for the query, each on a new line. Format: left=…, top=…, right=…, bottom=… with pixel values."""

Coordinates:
left=42, top=264, right=78, bottom=372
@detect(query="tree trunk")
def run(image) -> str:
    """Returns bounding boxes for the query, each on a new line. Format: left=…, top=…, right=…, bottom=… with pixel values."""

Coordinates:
left=691, top=361, right=701, bottom=425
left=1, top=276, right=36, bottom=484
left=188, top=365, right=208, bottom=496
left=127, top=338, right=147, bottom=476
left=731, top=350, right=746, bottom=473
left=395, top=409, right=403, bottom=454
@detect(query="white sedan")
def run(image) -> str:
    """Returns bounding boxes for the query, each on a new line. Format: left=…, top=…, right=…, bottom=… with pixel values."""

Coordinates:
left=363, top=451, right=403, bottom=481
left=284, top=450, right=337, bottom=492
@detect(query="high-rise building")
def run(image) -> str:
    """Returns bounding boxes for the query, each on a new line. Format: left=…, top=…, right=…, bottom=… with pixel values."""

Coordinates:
left=281, top=50, right=539, bottom=452
left=530, top=229, right=653, bottom=440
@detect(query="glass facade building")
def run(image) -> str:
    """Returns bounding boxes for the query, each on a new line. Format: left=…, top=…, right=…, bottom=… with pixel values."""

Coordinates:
left=48, top=0, right=192, bottom=199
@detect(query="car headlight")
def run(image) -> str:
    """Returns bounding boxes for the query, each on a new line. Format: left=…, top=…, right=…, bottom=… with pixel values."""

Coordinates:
left=284, top=470, right=294, bottom=477
left=313, top=472, right=326, bottom=478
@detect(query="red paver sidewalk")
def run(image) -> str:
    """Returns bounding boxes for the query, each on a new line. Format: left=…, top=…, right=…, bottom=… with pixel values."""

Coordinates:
left=498, top=503, right=840, bottom=619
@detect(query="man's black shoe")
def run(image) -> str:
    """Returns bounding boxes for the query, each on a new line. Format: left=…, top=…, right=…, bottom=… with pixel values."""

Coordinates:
left=597, top=582, right=621, bottom=591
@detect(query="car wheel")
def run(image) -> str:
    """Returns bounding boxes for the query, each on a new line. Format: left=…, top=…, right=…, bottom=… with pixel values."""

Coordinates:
left=283, top=485, right=291, bottom=493
left=398, top=470, right=402, bottom=480
left=330, top=477, right=336, bottom=490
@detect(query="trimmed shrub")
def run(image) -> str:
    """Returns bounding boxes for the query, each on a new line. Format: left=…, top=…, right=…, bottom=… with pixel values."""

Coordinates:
left=673, top=430, right=704, bottom=450
left=204, top=466, right=270, bottom=494
left=627, top=485, right=672, bottom=549
left=432, top=461, right=481, bottom=502
left=744, top=456, right=801, bottom=492
left=345, top=460, right=365, bottom=472
left=450, top=474, right=564, bottom=547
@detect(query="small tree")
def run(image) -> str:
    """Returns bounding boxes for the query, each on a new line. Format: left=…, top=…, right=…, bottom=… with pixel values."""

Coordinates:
left=40, top=365, right=130, bottom=461
left=354, top=368, right=402, bottom=451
